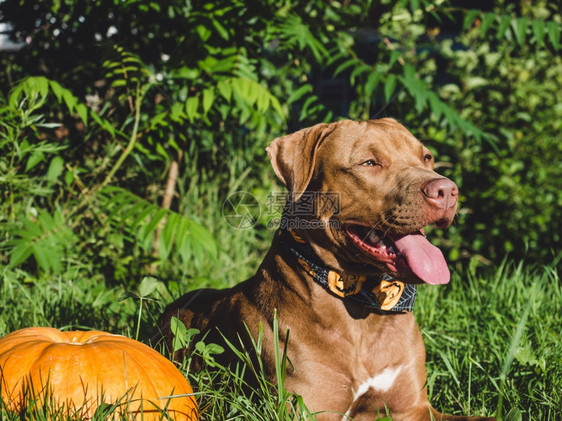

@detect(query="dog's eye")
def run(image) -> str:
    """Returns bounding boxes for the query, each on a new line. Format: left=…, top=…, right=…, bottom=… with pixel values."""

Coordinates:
left=361, top=159, right=379, bottom=167
left=424, top=154, right=433, bottom=162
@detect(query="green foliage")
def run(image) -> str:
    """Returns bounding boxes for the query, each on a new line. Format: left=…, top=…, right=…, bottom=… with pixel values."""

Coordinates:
left=99, top=186, right=217, bottom=268
left=1, top=263, right=560, bottom=419
left=417, top=261, right=561, bottom=420
left=0, top=2, right=560, bottom=416
left=8, top=209, right=76, bottom=274
left=0, top=74, right=219, bottom=285
left=421, top=1, right=562, bottom=265
left=1, top=0, right=560, bottom=270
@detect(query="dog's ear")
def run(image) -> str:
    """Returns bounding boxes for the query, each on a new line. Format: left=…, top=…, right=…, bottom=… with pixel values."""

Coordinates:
left=266, top=123, right=335, bottom=201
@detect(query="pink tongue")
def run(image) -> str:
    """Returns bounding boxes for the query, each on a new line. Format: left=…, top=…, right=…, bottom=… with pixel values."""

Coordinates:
left=392, top=234, right=450, bottom=285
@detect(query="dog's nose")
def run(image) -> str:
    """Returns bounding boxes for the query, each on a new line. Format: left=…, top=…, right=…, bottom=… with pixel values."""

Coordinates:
left=422, top=178, right=458, bottom=209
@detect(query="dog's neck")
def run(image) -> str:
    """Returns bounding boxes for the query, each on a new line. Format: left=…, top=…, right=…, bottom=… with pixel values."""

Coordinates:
left=278, top=227, right=417, bottom=313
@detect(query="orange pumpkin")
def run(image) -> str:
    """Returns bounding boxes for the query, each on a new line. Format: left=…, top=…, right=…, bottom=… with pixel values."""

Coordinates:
left=0, top=327, right=198, bottom=420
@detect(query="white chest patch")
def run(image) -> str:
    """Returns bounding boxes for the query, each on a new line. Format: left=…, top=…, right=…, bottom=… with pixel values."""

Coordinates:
left=343, top=366, right=403, bottom=420
left=354, top=365, right=403, bottom=398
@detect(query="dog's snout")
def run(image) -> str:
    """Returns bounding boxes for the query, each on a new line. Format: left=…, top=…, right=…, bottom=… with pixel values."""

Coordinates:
left=422, top=178, right=458, bottom=209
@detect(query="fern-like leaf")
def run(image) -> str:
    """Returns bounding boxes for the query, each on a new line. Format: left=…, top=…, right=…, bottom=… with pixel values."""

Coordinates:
left=98, top=186, right=218, bottom=268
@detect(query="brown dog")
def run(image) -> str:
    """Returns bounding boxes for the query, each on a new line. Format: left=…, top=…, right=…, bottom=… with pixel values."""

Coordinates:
left=160, top=119, right=494, bottom=420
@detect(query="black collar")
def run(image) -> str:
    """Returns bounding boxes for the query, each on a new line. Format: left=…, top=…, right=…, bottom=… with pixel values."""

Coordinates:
left=280, top=227, right=417, bottom=313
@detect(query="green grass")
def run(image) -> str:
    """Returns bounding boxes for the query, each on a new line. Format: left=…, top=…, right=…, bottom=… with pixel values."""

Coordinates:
left=417, top=260, right=561, bottom=420
left=1, top=258, right=561, bottom=420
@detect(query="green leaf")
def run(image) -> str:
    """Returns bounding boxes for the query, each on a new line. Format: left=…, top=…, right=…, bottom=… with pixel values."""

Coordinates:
left=400, top=71, right=427, bottom=113
left=159, top=212, right=178, bottom=263
left=118, top=291, right=140, bottom=301
left=532, top=20, right=545, bottom=46
left=171, top=317, right=189, bottom=351
left=25, top=152, right=44, bottom=172
left=496, top=15, right=512, bottom=40
left=217, top=79, right=232, bottom=102
left=232, top=78, right=251, bottom=102
left=36, top=123, right=62, bottom=129
left=427, top=92, right=444, bottom=121
left=480, top=13, right=496, bottom=36
left=93, top=403, right=117, bottom=419
left=204, top=343, right=224, bottom=355
left=326, top=50, right=347, bottom=67
left=131, top=202, right=157, bottom=231
left=61, top=89, right=78, bottom=114
left=269, top=95, right=285, bottom=121
left=333, top=59, right=357, bottom=77
left=139, top=208, right=167, bottom=248
left=154, top=142, right=168, bottom=161
left=65, top=170, right=74, bottom=187
left=171, top=319, right=201, bottom=352
left=388, top=50, right=402, bottom=68
left=503, top=409, right=523, bottom=421
left=513, top=17, right=528, bottom=46
left=365, top=71, right=383, bottom=97
left=123, top=201, right=149, bottom=224
left=185, top=96, right=200, bottom=120
left=172, top=66, right=200, bottom=79
left=196, top=24, right=211, bottom=42
left=256, top=92, right=270, bottom=113
left=212, top=56, right=238, bottom=73
left=175, top=217, right=190, bottom=264
left=111, top=79, right=127, bottom=88
left=75, top=103, right=88, bottom=125
left=49, top=80, right=64, bottom=102
left=46, top=156, right=64, bottom=183
left=408, top=0, right=420, bottom=14
left=34, top=76, right=50, bottom=100
left=547, top=21, right=560, bottom=51
left=299, top=95, right=317, bottom=121
left=202, top=88, right=215, bottom=115
left=287, top=84, right=313, bottom=104
left=384, top=74, right=397, bottom=103
left=187, top=220, right=218, bottom=260
left=90, top=111, right=116, bottom=138
left=465, top=76, right=488, bottom=90
left=463, top=10, right=480, bottom=31
left=350, top=65, right=371, bottom=85
left=32, top=242, right=53, bottom=273
left=20, top=217, right=43, bottom=237
left=211, top=18, right=229, bottom=40
left=9, top=243, right=33, bottom=268
left=412, top=81, right=427, bottom=112
left=139, top=276, right=159, bottom=298
left=402, top=63, right=416, bottom=81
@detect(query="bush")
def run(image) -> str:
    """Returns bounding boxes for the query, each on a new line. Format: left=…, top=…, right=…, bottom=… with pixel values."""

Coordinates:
left=0, top=0, right=560, bottom=286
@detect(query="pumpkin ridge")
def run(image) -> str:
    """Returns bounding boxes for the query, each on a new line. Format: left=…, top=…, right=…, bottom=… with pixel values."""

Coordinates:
left=0, top=342, right=49, bottom=403
left=117, top=343, right=175, bottom=415
left=124, top=343, right=195, bottom=416
left=28, top=342, right=57, bottom=386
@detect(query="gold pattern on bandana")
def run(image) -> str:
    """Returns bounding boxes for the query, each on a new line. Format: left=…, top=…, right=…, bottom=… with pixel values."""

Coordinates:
left=297, top=258, right=315, bottom=278
left=327, top=271, right=366, bottom=298
left=372, top=280, right=405, bottom=310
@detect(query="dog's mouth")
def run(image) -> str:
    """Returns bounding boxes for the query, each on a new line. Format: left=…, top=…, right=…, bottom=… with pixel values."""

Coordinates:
left=344, top=224, right=450, bottom=285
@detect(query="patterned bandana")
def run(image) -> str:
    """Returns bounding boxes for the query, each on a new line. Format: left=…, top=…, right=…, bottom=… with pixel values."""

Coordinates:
left=280, top=228, right=417, bottom=313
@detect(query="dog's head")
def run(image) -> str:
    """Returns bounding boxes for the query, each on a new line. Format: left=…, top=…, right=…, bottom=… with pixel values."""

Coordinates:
left=266, top=118, right=458, bottom=285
